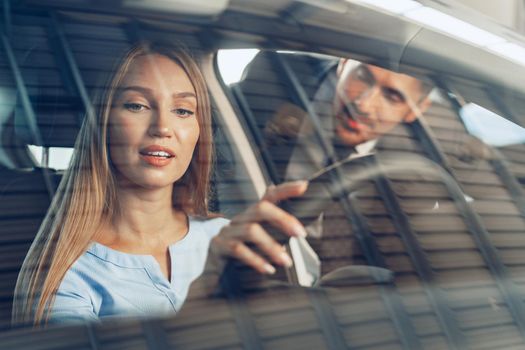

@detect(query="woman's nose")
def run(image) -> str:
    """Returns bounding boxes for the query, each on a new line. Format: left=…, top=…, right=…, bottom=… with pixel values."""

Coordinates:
left=148, top=109, right=172, bottom=138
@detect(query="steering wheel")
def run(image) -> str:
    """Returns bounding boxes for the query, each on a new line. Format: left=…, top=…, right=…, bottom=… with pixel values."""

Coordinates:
left=206, top=152, right=458, bottom=297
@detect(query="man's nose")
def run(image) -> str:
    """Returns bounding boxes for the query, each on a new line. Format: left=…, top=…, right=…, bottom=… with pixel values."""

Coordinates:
left=353, top=85, right=380, bottom=116
left=149, top=108, right=172, bottom=138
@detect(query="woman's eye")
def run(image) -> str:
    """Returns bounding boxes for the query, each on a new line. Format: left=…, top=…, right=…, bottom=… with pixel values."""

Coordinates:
left=174, top=108, right=195, bottom=117
left=124, top=103, right=148, bottom=112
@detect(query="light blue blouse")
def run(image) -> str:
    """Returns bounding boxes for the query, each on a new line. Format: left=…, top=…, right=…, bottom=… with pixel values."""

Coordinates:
left=48, top=216, right=229, bottom=325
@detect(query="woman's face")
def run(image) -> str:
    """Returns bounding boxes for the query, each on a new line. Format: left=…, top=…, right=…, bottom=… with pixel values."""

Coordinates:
left=108, top=53, right=200, bottom=190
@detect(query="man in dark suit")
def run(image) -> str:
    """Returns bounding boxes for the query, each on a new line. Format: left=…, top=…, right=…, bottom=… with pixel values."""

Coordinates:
left=331, top=60, right=433, bottom=150
left=260, top=56, right=437, bottom=282
left=273, top=58, right=434, bottom=181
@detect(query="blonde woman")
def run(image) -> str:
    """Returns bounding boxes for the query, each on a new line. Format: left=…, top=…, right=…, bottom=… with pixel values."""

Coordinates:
left=12, top=42, right=307, bottom=327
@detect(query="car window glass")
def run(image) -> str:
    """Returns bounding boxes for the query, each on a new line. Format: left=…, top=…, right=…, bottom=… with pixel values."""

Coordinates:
left=460, top=103, right=525, bottom=146
left=27, top=146, right=74, bottom=170
left=3, top=2, right=525, bottom=348
left=0, top=12, right=259, bottom=331
left=219, top=49, right=525, bottom=348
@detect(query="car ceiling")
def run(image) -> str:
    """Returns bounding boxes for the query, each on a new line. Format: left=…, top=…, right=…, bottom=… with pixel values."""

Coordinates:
left=9, top=0, right=525, bottom=127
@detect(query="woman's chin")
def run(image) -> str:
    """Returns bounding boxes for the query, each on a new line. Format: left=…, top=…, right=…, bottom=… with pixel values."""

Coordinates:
left=116, top=173, right=180, bottom=191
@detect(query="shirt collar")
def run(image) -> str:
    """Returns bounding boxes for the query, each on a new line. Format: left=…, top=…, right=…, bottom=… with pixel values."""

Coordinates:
left=86, top=216, right=197, bottom=269
left=355, top=139, right=378, bottom=155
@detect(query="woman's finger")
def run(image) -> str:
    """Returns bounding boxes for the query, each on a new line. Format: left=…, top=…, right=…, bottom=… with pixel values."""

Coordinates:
left=233, top=200, right=307, bottom=238
left=263, top=180, right=308, bottom=204
left=213, top=220, right=293, bottom=268
left=212, top=180, right=309, bottom=274
left=224, top=239, right=277, bottom=275
left=242, top=223, right=293, bottom=267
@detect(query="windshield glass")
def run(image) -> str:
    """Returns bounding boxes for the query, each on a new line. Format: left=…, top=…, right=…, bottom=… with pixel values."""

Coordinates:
left=220, top=48, right=525, bottom=349
left=2, top=1, right=525, bottom=349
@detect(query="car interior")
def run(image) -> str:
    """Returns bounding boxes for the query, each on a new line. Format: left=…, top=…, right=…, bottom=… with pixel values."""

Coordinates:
left=225, top=49, right=525, bottom=349
left=1, top=0, right=525, bottom=349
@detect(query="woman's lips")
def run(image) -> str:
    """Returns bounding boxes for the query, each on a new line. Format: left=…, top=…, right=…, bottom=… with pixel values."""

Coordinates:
left=140, top=154, right=173, bottom=167
left=139, top=145, right=175, bottom=167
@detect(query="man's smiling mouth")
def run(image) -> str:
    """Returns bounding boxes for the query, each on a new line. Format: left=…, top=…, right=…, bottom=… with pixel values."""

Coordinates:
left=337, top=112, right=372, bottom=133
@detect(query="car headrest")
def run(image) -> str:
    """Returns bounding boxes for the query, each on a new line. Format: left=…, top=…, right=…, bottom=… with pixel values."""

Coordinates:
left=13, top=44, right=84, bottom=148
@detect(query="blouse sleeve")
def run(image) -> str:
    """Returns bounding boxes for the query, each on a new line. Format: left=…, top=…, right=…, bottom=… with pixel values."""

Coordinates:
left=204, top=217, right=230, bottom=240
left=47, top=269, right=100, bottom=325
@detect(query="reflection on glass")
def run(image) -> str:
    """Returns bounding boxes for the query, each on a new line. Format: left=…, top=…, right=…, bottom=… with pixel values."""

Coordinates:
left=460, top=103, right=525, bottom=146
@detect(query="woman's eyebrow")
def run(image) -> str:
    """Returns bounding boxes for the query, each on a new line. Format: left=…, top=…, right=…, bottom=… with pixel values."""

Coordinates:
left=117, top=86, right=196, bottom=99
left=173, top=91, right=196, bottom=99
left=117, top=86, right=152, bottom=95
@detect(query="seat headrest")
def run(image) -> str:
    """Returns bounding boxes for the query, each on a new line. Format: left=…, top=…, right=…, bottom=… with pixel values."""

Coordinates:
left=13, top=44, right=83, bottom=147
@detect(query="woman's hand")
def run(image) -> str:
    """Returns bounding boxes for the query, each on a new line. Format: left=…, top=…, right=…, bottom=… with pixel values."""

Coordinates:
left=211, top=180, right=308, bottom=274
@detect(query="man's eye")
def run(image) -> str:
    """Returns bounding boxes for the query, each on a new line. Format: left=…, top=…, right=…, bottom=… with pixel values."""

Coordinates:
left=382, top=89, right=404, bottom=104
left=174, top=108, right=195, bottom=117
left=355, top=67, right=367, bottom=80
left=354, top=66, right=372, bottom=82
left=124, top=103, right=148, bottom=112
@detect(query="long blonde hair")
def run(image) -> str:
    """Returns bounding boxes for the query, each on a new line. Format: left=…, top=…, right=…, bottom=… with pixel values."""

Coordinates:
left=12, top=42, right=213, bottom=327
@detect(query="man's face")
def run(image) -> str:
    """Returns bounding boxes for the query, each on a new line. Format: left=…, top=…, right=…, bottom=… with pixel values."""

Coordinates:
left=333, top=62, right=430, bottom=147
